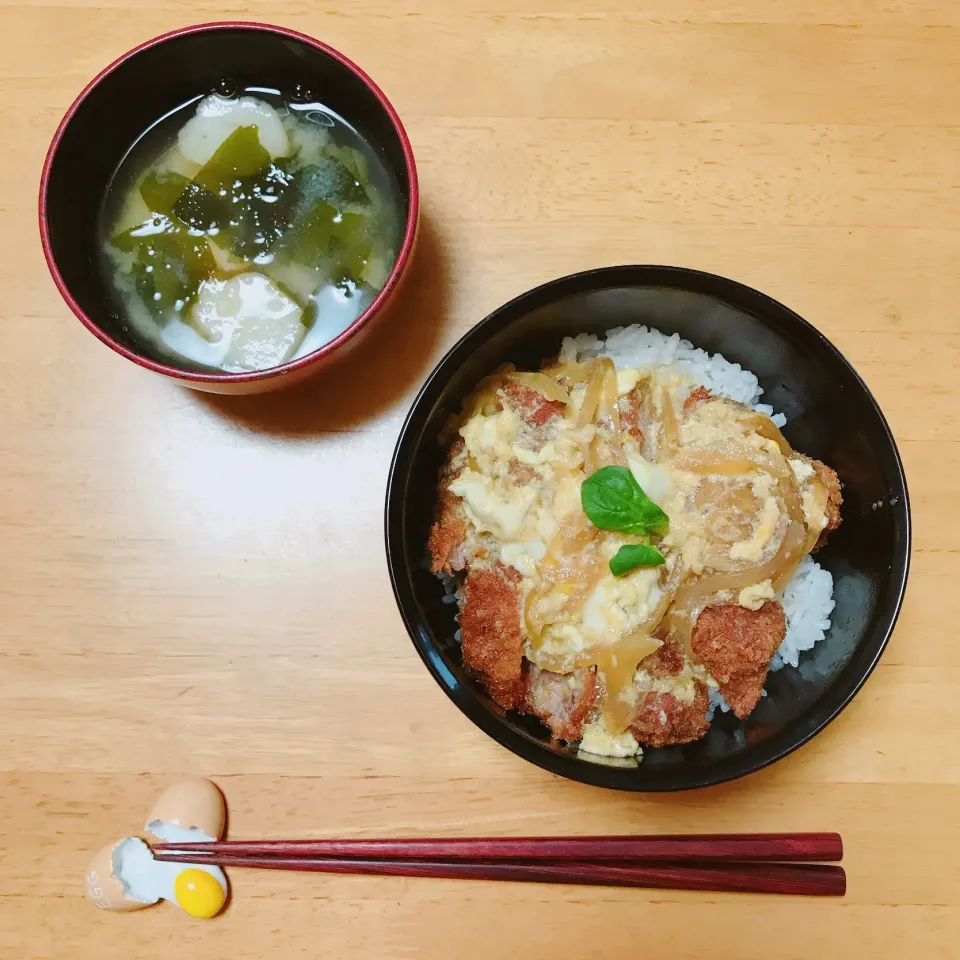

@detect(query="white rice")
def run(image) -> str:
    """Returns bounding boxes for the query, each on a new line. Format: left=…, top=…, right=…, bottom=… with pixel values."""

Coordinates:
left=559, top=326, right=787, bottom=427
left=562, top=324, right=834, bottom=690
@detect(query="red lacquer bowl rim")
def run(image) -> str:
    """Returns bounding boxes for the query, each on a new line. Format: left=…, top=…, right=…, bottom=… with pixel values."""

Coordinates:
left=38, top=20, right=420, bottom=384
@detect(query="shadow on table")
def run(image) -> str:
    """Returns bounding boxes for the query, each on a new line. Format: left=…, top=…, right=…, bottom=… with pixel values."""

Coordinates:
left=189, top=214, right=450, bottom=437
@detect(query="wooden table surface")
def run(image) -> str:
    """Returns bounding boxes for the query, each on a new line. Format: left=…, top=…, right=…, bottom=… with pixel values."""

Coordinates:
left=3, top=1, right=958, bottom=956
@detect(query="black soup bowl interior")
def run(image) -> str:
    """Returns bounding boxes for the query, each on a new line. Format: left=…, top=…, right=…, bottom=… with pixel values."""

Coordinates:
left=40, top=22, right=417, bottom=387
left=386, top=266, right=911, bottom=791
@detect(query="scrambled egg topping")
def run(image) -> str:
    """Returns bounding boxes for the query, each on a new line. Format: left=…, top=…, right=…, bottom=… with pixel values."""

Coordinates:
left=447, top=366, right=831, bottom=756
left=449, top=381, right=666, bottom=662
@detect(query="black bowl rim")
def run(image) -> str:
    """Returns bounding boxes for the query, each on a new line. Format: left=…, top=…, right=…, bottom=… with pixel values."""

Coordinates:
left=385, top=264, right=912, bottom=791
left=38, top=20, right=420, bottom=384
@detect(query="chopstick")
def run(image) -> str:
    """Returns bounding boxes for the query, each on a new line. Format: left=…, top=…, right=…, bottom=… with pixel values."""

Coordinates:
left=151, top=852, right=846, bottom=897
left=153, top=832, right=842, bottom=863
left=151, top=833, right=845, bottom=897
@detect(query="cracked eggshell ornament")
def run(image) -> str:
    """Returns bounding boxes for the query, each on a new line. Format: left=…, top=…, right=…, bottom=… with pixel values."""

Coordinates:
left=84, top=778, right=229, bottom=919
left=84, top=840, right=153, bottom=912
left=144, top=777, right=225, bottom=842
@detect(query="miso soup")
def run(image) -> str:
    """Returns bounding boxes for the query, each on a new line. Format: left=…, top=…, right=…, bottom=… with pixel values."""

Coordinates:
left=98, top=85, right=404, bottom=373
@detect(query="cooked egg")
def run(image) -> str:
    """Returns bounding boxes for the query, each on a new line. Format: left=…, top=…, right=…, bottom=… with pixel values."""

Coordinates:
left=616, top=369, right=641, bottom=395
left=738, top=579, right=775, bottom=611
left=579, top=718, right=641, bottom=758
left=730, top=495, right=781, bottom=560
left=627, top=454, right=674, bottom=506
left=448, top=472, right=538, bottom=541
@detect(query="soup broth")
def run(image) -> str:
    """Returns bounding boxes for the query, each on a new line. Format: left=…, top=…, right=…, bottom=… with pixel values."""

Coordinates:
left=98, top=85, right=404, bottom=373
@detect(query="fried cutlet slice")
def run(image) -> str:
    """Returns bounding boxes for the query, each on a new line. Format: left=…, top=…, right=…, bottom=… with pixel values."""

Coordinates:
left=690, top=601, right=786, bottom=719
left=427, top=437, right=468, bottom=574
left=683, top=384, right=714, bottom=413
left=499, top=380, right=565, bottom=431
left=523, top=664, right=598, bottom=742
left=630, top=685, right=712, bottom=748
left=459, top=563, right=526, bottom=710
left=810, top=458, right=843, bottom=550
left=629, top=640, right=711, bottom=748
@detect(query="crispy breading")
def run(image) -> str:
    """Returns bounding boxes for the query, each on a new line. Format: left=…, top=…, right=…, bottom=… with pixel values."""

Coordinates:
left=630, top=683, right=711, bottom=748
left=690, top=601, right=786, bottom=719
left=683, top=385, right=714, bottom=413
left=717, top=669, right=768, bottom=719
left=810, top=458, right=843, bottom=550
left=499, top=380, right=565, bottom=430
left=628, top=640, right=711, bottom=747
left=523, top=664, right=598, bottom=742
left=427, top=438, right=468, bottom=574
left=459, top=563, right=527, bottom=709
left=641, top=638, right=687, bottom=679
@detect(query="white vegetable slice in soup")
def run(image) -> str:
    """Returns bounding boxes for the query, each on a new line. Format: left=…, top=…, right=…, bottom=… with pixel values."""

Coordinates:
left=189, top=273, right=306, bottom=372
left=178, top=94, right=290, bottom=166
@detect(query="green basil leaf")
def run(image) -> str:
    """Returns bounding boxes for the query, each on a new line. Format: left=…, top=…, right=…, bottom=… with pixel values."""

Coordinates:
left=581, top=465, right=670, bottom=537
left=609, top=544, right=666, bottom=577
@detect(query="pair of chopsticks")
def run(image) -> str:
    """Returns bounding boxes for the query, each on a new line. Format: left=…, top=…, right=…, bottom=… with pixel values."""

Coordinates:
left=152, top=832, right=845, bottom=896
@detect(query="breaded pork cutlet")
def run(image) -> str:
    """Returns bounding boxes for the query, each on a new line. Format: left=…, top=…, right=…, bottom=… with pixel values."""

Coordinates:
left=523, top=665, right=598, bottom=742
left=629, top=640, right=711, bottom=748
left=690, top=602, right=786, bottom=719
left=459, top=563, right=527, bottom=710
left=810, top=458, right=843, bottom=550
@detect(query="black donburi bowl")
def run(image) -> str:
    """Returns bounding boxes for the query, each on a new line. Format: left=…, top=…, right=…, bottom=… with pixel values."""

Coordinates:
left=386, top=266, right=911, bottom=791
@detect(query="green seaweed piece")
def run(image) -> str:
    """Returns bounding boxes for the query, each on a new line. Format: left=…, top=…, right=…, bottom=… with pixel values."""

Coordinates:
left=332, top=144, right=370, bottom=186
left=280, top=197, right=375, bottom=281
left=171, top=181, right=231, bottom=232
left=111, top=219, right=216, bottom=319
left=228, top=163, right=300, bottom=258
left=139, top=170, right=191, bottom=215
left=296, top=157, right=370, bottom=209
left=335, top=239, right=373, bottom=286
left=193, top=125, right=271, bottom=193
left=299, top=299, right=319, bottom=330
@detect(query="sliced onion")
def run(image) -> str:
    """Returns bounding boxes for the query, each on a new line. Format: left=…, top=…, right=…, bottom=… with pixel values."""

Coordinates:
left=577, top=363, right=606, bottom=429
left=672, top=451, right=770, bottom=475
left=740, top=410, right=794, bottom=458
left=543, top=512, right=596, bottom=563
left=658, top=386, right=680, bottom=457
left=459, top=364, right=514, bottom=421
left=543, top=360, right=593, bottom=388
left=505, top=371, right=570, bottom=404
left=525, top=515, right=602, bottom=645
left=525, top=550, right=605, bottom=648
left=593, top=633, right=663, bottom=734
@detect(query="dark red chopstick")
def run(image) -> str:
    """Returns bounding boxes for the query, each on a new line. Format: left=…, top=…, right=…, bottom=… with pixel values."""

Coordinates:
left=153, top=832, right=842, bottom=863
left=150, top=852, right=846, bottom=897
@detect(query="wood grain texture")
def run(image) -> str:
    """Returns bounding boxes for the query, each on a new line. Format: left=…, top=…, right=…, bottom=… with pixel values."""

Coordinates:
left=2, top=0, right=959, bottom=956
